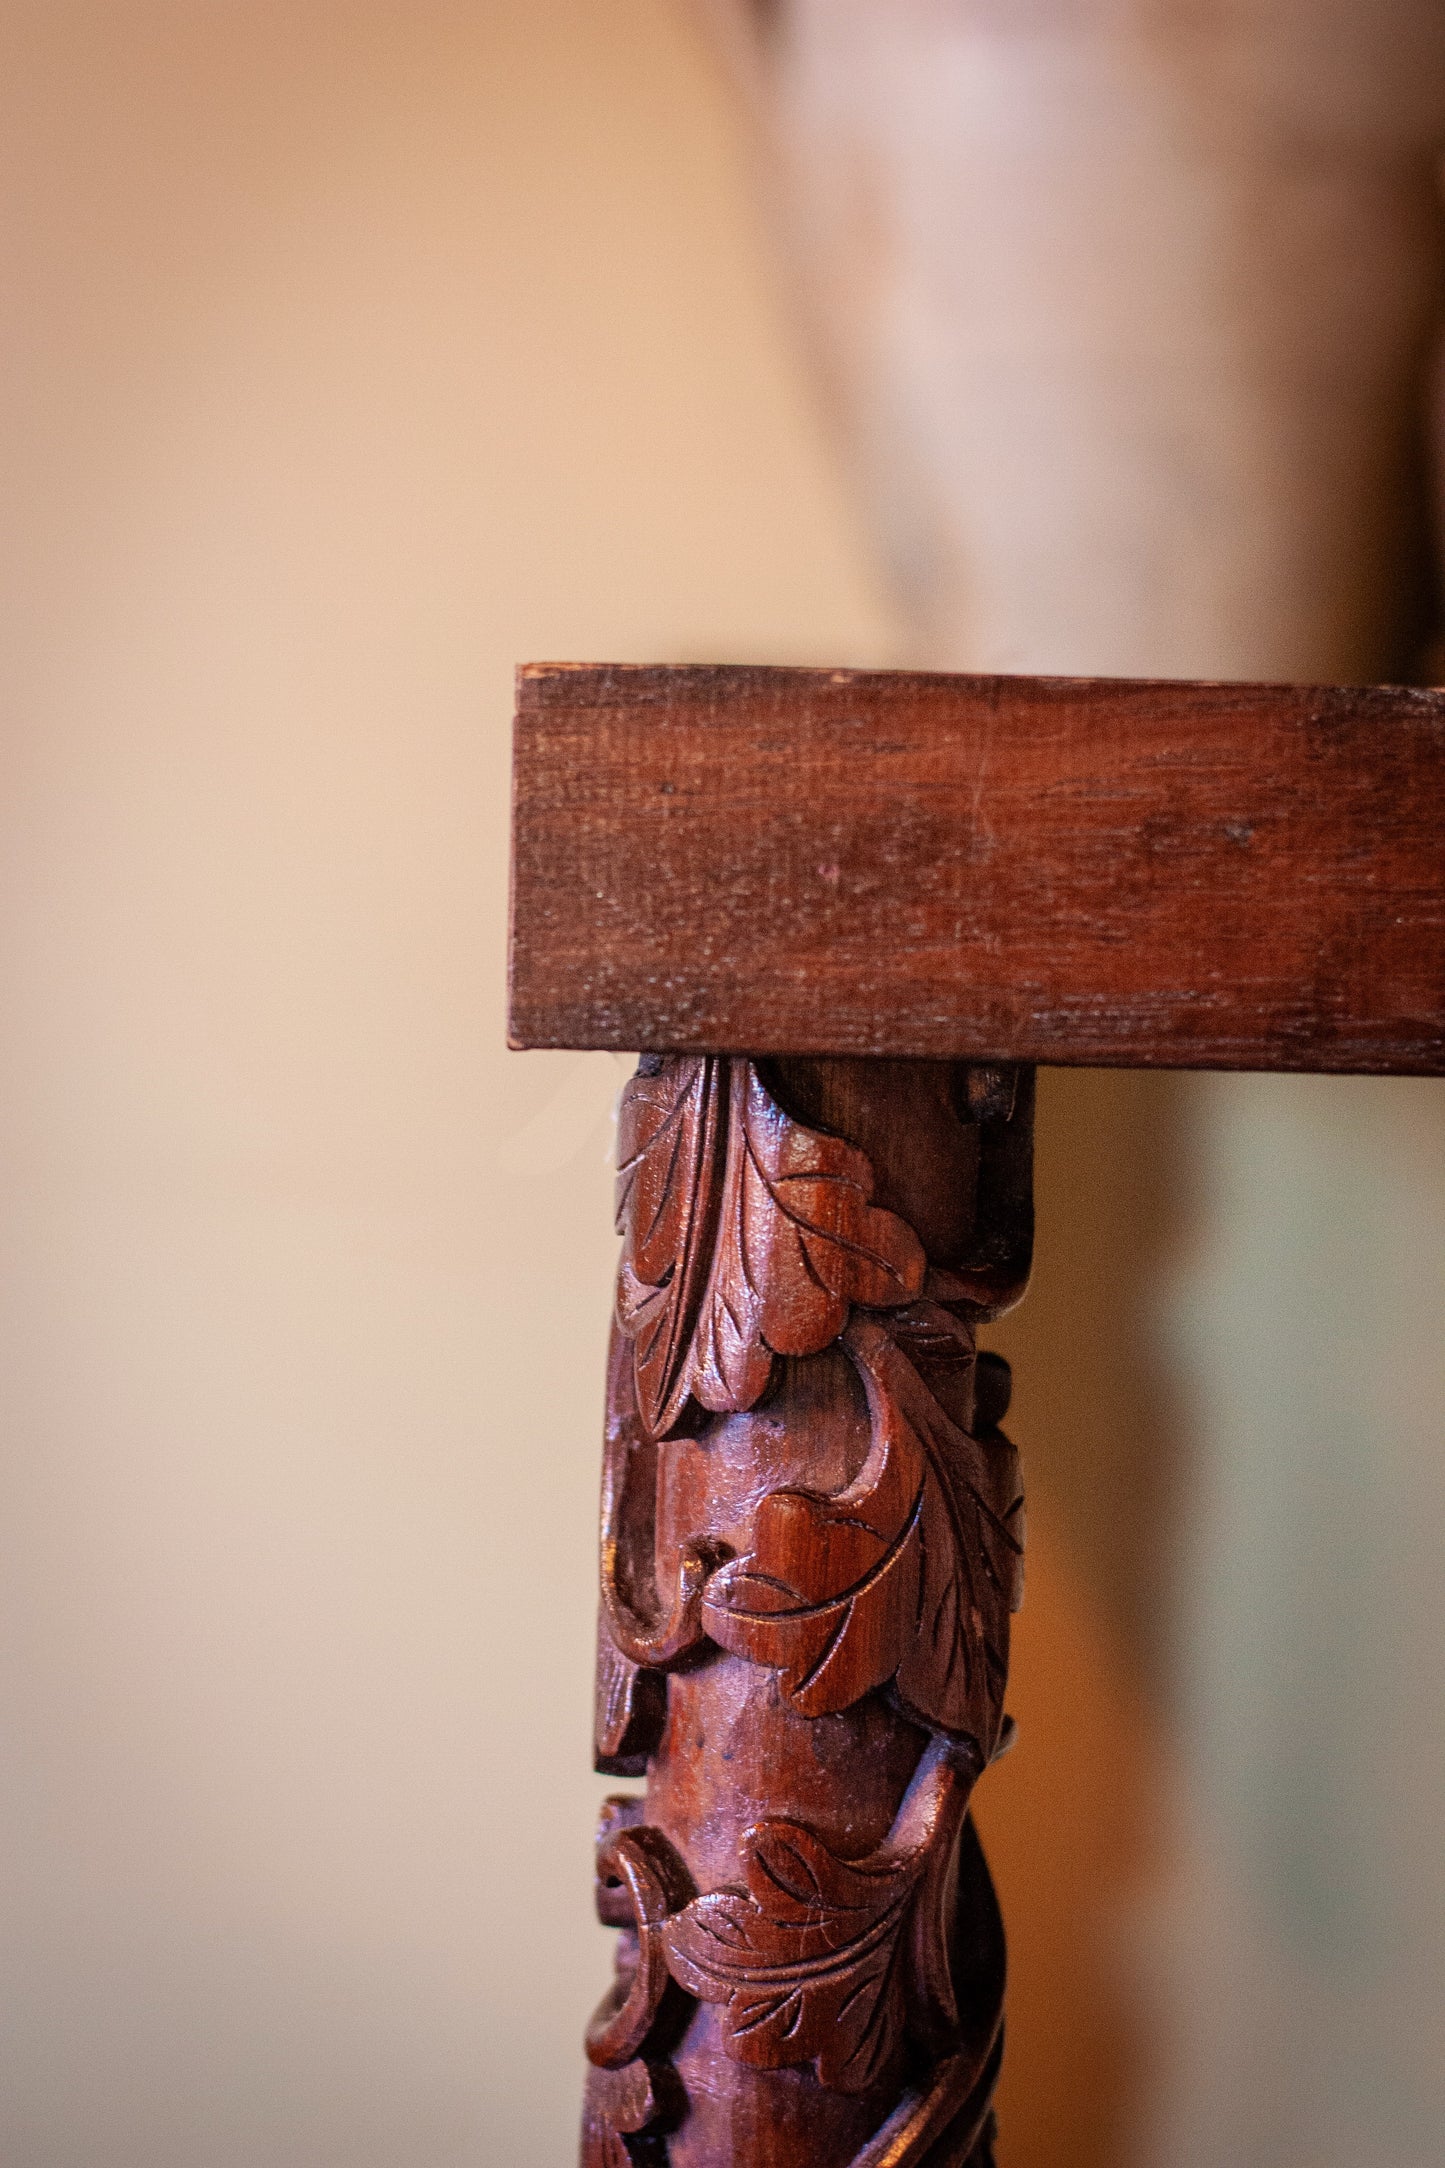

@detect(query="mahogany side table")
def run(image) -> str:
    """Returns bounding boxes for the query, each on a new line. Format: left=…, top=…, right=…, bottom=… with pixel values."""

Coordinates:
left=507, top=663, right=1443, bottom=2168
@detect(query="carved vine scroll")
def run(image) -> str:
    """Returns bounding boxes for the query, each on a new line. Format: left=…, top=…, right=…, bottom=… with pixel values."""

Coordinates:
left=587, top=1054, right=1033, bottom=2168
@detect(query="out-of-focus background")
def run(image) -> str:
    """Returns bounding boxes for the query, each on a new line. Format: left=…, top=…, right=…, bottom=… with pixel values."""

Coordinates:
left=2, top=5, right=1442, bottom=2165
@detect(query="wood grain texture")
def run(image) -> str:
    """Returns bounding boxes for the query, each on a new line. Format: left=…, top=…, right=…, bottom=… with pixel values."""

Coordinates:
left=509, top=663, right=1444, bottom=1073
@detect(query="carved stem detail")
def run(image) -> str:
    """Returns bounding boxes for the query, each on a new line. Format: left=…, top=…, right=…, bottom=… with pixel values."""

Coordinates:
left=586, top=1055, right=1033, bottom=2168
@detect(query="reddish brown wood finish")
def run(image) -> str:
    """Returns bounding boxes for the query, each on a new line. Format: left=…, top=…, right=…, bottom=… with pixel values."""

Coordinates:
left=509, top=663, right=1445, bottom=1075
left=586, top=1054, right=1032, bottom=2168
left=511, top=659, right=1439, bottom=2163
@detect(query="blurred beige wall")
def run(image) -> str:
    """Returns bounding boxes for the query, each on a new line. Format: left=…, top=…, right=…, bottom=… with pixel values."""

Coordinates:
left=0, top=5, right=910, bottom=2162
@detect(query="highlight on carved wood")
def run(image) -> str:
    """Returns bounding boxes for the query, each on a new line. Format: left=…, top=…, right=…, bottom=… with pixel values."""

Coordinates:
left=585, top=1052, right=1034, bottom=2167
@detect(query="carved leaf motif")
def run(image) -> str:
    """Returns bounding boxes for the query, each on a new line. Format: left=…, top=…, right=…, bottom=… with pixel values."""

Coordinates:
left=702, top=1312, right=1023, bottom=1757
left=615, top=1057, right=926, bottom=1439
left=661, top=1739, right=971, bottom=2095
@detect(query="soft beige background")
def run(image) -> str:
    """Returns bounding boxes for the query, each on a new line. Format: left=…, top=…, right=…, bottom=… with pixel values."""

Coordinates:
left=5, top=6, right=1158, bottom=2164
left=0, top=6, right=899, bottom=2163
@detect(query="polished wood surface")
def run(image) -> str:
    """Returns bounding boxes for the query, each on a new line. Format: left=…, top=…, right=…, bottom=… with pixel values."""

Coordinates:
left=586, top=1055, right=1032, bottom=2168
left=509, top=663, right=1444, bottom=1075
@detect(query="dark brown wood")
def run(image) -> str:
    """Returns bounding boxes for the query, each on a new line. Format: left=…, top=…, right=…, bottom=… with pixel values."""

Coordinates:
left=509, top=663, right=1444, bottom=1074
left=586, top=1053, right=1032, bottom=2168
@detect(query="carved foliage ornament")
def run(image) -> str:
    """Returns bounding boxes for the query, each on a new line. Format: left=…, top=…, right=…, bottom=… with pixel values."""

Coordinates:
left=605, top=1058, right=1024, bottom=1761
left=703, top=1312, right=1022, bottom=1758
left=595, top=1323, right=1023, bottom=1772
left=615, top=1055, right=926, bottom=1438
left=591, top=1054, right=1028, bottom=2165
left=661, top=1737, right=983, bottom=2094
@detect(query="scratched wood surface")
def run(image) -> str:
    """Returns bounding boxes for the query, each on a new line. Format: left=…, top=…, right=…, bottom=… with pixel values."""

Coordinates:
left=508, top=663, right=1444, bottom=1072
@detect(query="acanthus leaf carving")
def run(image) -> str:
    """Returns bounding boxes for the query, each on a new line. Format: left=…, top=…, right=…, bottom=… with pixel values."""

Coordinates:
left=701, top=1311, right=1023, bottom=1758
left=660, top=1738, right=974, bottom=2095
left=615, top=1057, right=926, bottom=1440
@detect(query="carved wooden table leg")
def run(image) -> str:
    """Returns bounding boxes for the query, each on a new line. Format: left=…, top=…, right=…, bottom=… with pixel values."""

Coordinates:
left=509, top=656, right=1445, bottom=2166
left=583, top=1055, right=1034, bottom=2168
